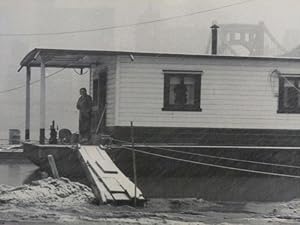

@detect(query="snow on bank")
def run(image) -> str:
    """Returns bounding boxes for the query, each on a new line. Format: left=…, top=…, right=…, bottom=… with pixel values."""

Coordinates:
left=0, top=177, right=94, bottom=206
left=1, top=178, right=300, bottom=224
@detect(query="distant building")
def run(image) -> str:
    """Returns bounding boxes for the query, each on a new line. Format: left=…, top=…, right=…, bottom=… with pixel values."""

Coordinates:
left=207, top=22, right=286, bottom=56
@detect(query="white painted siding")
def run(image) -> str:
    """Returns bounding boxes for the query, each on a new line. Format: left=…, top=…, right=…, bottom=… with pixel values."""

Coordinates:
left=105, top=56, right=117, bottom=127
left=116, top=55, right=300, bottom=129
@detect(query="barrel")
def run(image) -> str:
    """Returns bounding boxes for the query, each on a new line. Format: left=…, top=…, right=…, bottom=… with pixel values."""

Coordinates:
left=9, top=129, right=21, bottom=145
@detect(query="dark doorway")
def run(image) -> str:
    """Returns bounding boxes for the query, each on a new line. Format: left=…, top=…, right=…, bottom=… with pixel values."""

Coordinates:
left=92, top=71, right=107, bottom=133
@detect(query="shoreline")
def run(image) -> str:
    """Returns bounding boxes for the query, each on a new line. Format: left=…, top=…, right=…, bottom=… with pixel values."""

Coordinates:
left=1, top=177, right=300, bottom=224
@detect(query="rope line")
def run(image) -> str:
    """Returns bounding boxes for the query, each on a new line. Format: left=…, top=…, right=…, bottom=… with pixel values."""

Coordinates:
left=270, top=70, right=300, bottom=95
left=281, top=75, right=300, bottom=93
left=0, top=67, right=66, bottom=94
left=112, top=137, right=300, bottom=149
left=0, top=0, right=254, bottom=37
left=112, top=138, right=300, bottom=169
left=120, top=145, right=300, bottom=179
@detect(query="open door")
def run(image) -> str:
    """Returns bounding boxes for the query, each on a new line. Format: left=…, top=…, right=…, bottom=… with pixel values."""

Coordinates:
left=92, top=71, right=107, bottom=133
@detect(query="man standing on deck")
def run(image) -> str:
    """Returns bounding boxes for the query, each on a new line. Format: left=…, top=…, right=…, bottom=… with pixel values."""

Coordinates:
left=76, top=88, right=92, bottom=143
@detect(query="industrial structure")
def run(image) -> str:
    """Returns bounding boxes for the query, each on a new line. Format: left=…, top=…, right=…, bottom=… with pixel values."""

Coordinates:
left=206, top=22, right=286, bottom=56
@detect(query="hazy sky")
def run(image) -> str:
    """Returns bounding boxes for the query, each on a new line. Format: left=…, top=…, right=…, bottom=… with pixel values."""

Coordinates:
left=1, top=0, right=300, bottom=141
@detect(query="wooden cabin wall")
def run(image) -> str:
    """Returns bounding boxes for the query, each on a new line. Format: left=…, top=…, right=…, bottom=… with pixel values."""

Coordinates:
left=105, top=56, right=117, bottom=127
left=115, top=55, right=300, bottom=130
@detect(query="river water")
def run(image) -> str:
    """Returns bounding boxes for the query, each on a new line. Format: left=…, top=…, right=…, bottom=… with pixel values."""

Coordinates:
left=0, top=160, right=38, bottom=186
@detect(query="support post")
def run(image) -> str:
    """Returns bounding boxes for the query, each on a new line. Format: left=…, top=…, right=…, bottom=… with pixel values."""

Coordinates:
left=131, top=121, right=137, bottom=206
left=40, top=60, right=46, bottom=144
left=47, top=155, right=60, bottom=179
left=25, top=66, right=31, bottom=141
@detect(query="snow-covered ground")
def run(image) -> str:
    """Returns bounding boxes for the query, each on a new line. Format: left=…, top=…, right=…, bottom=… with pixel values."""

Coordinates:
left=1, top=177, right=300, bottom=224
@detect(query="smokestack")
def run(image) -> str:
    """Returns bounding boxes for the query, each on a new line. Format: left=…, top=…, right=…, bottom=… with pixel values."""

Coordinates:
left=210, top=24, right=219, bottom=55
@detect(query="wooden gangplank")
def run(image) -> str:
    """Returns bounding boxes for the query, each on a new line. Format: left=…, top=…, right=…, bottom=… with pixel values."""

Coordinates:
left=77, top=145, right=145, bottom=205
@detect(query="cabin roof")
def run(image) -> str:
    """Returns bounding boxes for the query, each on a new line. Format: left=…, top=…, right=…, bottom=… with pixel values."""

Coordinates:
left=19, top=48, right=300, bottom=71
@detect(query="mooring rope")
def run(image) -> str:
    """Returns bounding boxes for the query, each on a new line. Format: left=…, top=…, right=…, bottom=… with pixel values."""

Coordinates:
left=119, top=145, right=300, bottom=179
left=111, top=138, right=300, bottom=170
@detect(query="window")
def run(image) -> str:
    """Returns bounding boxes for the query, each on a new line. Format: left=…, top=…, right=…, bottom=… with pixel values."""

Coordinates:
left=162, top=70, right=202, bottom=111
left=278, top=76, right=300, bottom=113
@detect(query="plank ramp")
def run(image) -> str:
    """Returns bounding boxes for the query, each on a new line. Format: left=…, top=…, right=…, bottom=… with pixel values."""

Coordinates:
left=77, top=145, right=145, bottom=205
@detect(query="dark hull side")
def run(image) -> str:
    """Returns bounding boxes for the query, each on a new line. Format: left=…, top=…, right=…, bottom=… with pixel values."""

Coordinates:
left=107, top=145, right=300, bottom=201
left=107, top=126, right=300, bottom=147
left=23, top=143, right=87, bottom=183
left=22, top=142, right=300, bottom=201
left=108, top=145, right=300, bottom=177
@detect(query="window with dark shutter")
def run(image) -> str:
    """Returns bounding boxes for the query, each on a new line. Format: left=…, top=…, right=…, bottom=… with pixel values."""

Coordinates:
left=278, top=76, right=300, bottom=113
left=162, top=70, right=202, bottom=111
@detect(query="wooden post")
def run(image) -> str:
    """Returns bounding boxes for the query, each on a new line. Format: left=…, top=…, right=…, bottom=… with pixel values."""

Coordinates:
left=25, top=66, right=31, bottom=141
left=47, top=155, right=60, bottom=179
left=131, top=121, right=137, bottom=206
left=40, top=60, right=46, bottom=144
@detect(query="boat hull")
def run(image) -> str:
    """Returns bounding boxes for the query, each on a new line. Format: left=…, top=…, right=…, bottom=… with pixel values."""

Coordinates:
left=22, top=142, right=300, bottom=201
left=23, top=142, right=87, bottom=183
left=107, top=145, right=300, bottom=201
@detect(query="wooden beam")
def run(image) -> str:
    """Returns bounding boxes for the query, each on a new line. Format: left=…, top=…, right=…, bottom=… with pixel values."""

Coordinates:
left=47, top=155, right=60, bottom=179
left=131, top=121, right=137, bottom=207
left=39, top=60, right=46, bottom=144
left=25, top=66, right=31, bottom=140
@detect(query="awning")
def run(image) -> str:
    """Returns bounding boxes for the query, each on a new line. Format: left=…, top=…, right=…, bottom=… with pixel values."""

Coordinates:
left=19, top=48, right=124, bottom=69
left=20, top=47, right=300, bottom=71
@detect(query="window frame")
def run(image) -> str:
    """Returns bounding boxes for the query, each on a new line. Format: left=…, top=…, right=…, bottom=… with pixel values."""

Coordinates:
left=278, top=74, right=300, bottom=113
left=162, top=70, right=202, bottom=112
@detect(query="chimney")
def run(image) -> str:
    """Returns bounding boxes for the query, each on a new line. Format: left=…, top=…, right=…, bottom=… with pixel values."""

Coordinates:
left=210, top=24, right=219, bottom=55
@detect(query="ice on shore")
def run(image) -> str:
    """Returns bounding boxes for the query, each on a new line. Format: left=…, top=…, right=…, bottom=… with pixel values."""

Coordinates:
left=0, top=177, right=94, bottom=206
left=1, top=178, right=300, bottom=224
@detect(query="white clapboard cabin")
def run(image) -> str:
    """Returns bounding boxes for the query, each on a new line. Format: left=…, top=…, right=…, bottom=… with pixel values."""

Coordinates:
left=20, top=48, right=300, bottom=146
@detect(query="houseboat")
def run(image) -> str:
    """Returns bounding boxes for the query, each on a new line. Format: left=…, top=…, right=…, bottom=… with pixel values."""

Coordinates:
left=20, top=48, right=300, bottom=200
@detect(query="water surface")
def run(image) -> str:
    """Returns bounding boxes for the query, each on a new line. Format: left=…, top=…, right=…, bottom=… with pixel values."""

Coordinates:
left=0, top=160, right=38, bottom=186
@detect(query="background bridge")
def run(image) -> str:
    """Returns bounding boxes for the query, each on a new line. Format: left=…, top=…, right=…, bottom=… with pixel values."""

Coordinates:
left=206, top=21, right=287, bottom=56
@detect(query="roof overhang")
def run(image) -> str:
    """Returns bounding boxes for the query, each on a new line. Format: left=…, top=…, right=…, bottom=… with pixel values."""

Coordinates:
left=19, top=48, right=121, bottom=70
left=19, top=48, right=300, bottom=72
